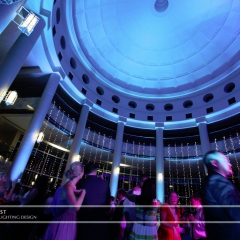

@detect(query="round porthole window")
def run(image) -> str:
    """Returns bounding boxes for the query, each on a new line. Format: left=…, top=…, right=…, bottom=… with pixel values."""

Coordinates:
left=70, top=57, right=77, bottom=69
left=56, top=8, right=60, bottom=24
left=96, top=87, right=104, bottom=95
left=164, top=103, right=173, bottom=111
left=112, top=95, right=120, bottom=103
left=146, top=104, right=155, bottom=111
left=128, top=101, right=137, bottom=109
left=82, top=74, right=89, bottom=84
left=203, top=93, right=214, bottom=103
left=183, top=100, right=193, bottom=108
left=224, top=82, right=235, bottom=93
left=60, top=36, right=66, bottom=49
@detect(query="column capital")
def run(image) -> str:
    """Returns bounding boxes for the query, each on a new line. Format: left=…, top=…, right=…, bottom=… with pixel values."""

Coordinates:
left=155, top=122, right=164, bottom=129
left=118, top=116, right=127, bottom=124
left=196, top=116, right=207, bottom=125
left=84, top=99, right=93, bottom=109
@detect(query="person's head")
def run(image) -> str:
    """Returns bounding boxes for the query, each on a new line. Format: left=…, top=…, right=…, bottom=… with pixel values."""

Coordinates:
left=139, top=178, right=156, bottom=205
left=65, top=162, right=84, bottom=180
left=70, top=161, right=84, bottom=177
left=117, top=188, right=126, bottom=200
left=203, top=150, right=233, bottom=177
left=190, top=193, right=202, bottom=207
left=0, top=172, right=7, bottom=183
left=138, top=174, right=148, bottom=188
left=84, top=162, right=97, bottom=175
left=168, top=191, right=178, bottom=205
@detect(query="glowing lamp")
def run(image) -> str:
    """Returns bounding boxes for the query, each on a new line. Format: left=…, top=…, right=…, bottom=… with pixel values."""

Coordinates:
left=75, top=154, right=81, bottom=161
left=13, top=6, right=39, bottom=36
left=158, top=172, right=163, bottom=181
left=36, top=132, right=44, bottom=143
left=2, top=91, right=18, bottom=106
left=114, top=167, right=120, bottom=174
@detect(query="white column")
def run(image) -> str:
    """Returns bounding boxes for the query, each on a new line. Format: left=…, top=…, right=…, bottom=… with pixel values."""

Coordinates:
left=0, top=14, right=45, bottom=102
left=62, top=104, right=90, bottom=184
left=109, top=121, right=125, bottom=197
left=197, top=120, right=211, bottom=174
left=155, top=126, right=164, bottom=203
left=10, top=73, right=60, bottom=181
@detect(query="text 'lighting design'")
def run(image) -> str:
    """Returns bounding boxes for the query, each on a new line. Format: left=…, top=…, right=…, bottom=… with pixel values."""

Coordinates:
left=1, top=91, right=18, bottom=106
left=36, top=132, right=44, bottom=143
left=13, top=6, right=39, bottom=36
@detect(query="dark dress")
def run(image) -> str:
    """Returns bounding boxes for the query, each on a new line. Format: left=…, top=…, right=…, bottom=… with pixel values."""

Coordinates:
left=201, top=171, right=240, bottom=240
left=43, top=186, right=76, bottom=240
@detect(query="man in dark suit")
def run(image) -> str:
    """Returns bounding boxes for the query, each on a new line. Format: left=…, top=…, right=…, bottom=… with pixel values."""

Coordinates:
left=111, top=188, right=126, bottom=240
left=76, top=163, right=110, bottom=240
left=201, top=150, right=240, bottom=240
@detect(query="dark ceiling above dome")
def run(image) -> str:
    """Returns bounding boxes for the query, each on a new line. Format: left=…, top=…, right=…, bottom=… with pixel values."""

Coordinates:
left=68, top=0, right=240, bottom=97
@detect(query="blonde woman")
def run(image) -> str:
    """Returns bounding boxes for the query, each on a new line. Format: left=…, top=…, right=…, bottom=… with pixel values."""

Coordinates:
left=43, top=162, right=86, bottom=240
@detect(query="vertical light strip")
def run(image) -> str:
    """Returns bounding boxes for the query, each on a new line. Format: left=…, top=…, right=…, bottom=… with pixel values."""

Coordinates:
left=195, top=142, right=201, bottom=187
left=168, top=144, right=172, bottom=187
left=39, top=101, right=55, bottom=177
left=129, top=140, right=135, bottom=190
left=122, top=140, right=128, bottom=189
left=214, top=138, right=219, bottom=150
left=105, top=135, right=112, bottom=179
left=174, top=143, right=179, bottom=194
left=99, top=134, right=106, bottom=170
left=137, top=141, right=140, bottom=180
left=88, top=130, right=96, bottom=163
left=50, top=107, right=65, bottom=178
left=142, top=142, right=145, bottom=174
left=187, top=143, right=193, bottom=195
left=81, top=127, right=90, bottom=160
left=94, top=132, right=101, bottom=165
left=181, top=143, right=187, bottom=205
left=43, top=102, right=60, bottom=175
left=149, top=143, right=152, bottom=178
left=230, top=134, right=239, bottom=170
left=53, top=110, right=70, bottom=185
left=223, top=136, right=234, bottom=183
left=55, top=115, right=75, bottom=188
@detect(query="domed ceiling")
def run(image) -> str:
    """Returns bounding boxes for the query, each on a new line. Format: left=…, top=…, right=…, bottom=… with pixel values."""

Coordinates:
left=68, top=0, right=240, bottom=97
left=34, top=0, right=240, bottom=128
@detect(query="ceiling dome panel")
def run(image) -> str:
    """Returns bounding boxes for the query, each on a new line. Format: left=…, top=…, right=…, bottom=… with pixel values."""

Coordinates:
left=67, top=0, right=240, bottom=99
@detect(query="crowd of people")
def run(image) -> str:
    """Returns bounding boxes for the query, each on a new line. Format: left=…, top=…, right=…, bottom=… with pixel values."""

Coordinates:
left=0, top=150, right=240, bottom=239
